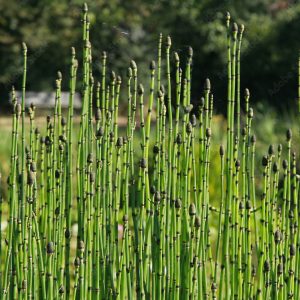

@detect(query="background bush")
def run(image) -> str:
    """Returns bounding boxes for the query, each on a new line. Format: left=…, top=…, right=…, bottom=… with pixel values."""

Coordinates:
left=0, top=0, right=300, bottom=111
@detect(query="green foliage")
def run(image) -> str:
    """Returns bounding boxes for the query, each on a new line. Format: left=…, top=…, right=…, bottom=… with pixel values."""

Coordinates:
left=1, top=4, right=300, bottom=299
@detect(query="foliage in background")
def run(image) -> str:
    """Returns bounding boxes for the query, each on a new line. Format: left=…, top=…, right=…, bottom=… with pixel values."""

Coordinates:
left=0, top=0, right=300, bottom=111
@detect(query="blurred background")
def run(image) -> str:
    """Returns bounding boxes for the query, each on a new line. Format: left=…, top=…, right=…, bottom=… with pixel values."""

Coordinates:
left=0, top=0, right=300, bottom=113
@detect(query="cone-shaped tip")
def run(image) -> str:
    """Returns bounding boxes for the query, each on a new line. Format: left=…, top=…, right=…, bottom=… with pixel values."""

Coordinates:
left=188, top=46, right=193, bottom=58
left=138, top=84, right=144, bottom=95
left=206, top=128, right=212, bottom=138
left=274, top=230, right=281, bottom=244
left=90, top=75, right=94, bottom=84
left=204, top=78, right=211, bottom=90
left=219, top=145, right=225, bottom=156
left=290, top=244, right=296, bottom=256
left=127, top=67, right=132, bottom=78
left=149, top=60, right=156, bottom=70
left=110, top=71, right=116, bottom=82
left=57, top=71, right=62, bottom=80
left=153, top=144, right=159, bottom=154
left=226, top=12, right=230, bottom=21
left=186, top=122, right=192, bottom=134
left=166, top=36, right=172, bottom=47
left=116, top=137, right=123, bottom=148
left=71, top=47, right=76, bottom=56
left=262, top=155, right=268, bottom=167
left=239, top=201, right=244, bottom=210
left=199, top=97, right=205, bottom=108
left=263, top=260, right=270, bottom=273
left=189, top=203, right=196, bottom=216
left=95, top=109, right=101, bottom=122
left=46, top=242, right=55, bottom=254
left=174, top=52, right=179, bottom=62
left=286, top=128, right=292, bottom=141
left=176, top=133, right=182, bottom=145
left=27, top=171, right=35, bottom=186
left=61, top=117, right=67, bottom=127
left=55, top=169, right=60, bottom=179
left=96, top=127, right=104, bottom=138
left=175, top=198, right=181, bottom=209
left=232, top=22, right=238, bottom=33
left=277, top=263, right=283, bottom=275
left=239, top=24, right=245, bottom=34
left=83, top=3, right=88, bottom=13
left=102, top=51, right=107, bottom=59
left=30, top=102, right=35, bottom=111
left=272, top=163, right=280, bottom=177
left=22, top=42, right=27, bottom=51
left=117, top=75, right=122, bottom=84
left=130, top=60, right=137, bottom=70
left=140, top=158, right=147, bottom=169
left=244, top=88, right=250, bottom=97
left=248, top=107, right=253, bottom=118
left=268, top=144, right=274, bottom=156
left=191, top=114, right=197, bottom=127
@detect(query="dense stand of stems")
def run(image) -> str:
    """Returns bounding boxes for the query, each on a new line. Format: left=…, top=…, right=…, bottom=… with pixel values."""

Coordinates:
left=0, top=6, right=299, bottom=300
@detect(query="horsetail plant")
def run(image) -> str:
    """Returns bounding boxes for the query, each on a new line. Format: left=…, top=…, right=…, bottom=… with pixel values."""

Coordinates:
left=0, top=5, right=300, bottom=300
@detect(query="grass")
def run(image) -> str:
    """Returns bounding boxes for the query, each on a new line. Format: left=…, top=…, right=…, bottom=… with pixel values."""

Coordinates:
left=0, top=4, right=300, bottom=300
